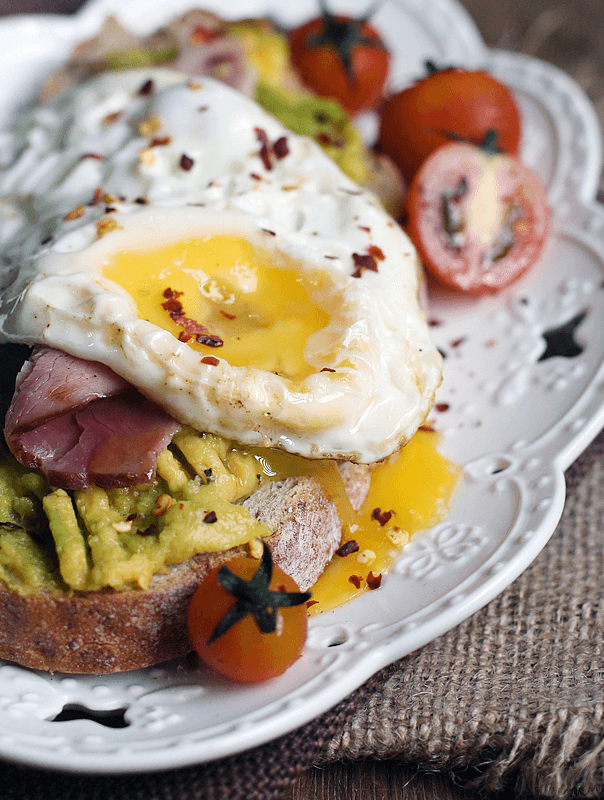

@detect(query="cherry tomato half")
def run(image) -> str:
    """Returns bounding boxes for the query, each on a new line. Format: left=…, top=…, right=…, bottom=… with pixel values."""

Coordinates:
left=378, top=67, right=522, bottom=182
left=289, top=14, right=390, bottom=115
left=187, top=555, right=309, bottom=683
left=406, top=141, right=549, bottom=295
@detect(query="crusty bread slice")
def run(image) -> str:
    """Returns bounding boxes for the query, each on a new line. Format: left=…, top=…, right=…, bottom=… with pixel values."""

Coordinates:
left=0, top=475, right=344, bottom=674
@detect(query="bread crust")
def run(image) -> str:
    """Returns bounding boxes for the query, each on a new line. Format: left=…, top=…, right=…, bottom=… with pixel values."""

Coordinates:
left=0, top=476, right=342, bottom=674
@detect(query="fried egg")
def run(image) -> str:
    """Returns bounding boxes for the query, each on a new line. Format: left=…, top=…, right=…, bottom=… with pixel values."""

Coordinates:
left=0, top=68, right=441, bottom=463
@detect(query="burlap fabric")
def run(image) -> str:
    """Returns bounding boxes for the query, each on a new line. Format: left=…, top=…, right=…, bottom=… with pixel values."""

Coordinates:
left=0, top=432, right=602, bottom=799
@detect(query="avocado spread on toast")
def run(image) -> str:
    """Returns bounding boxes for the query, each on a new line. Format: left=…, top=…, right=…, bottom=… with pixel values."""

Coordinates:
left=0, top=428, right=270, bottom=596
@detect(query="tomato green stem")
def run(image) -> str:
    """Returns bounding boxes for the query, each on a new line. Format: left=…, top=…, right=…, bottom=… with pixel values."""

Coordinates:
left=209, top=543, right=311, bottom=644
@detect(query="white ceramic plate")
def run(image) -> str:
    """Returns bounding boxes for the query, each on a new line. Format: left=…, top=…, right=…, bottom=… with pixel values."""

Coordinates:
left=0, top=0, right=603, bottom=775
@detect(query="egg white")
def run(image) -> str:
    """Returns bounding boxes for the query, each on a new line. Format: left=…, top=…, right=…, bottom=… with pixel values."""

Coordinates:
left=0, top=69, right=441, bottom=463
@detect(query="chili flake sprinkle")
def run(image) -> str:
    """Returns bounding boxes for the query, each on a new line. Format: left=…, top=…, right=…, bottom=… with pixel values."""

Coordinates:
left=201, top=356, right=220, bottom=366
left=138, top=79, right=154, bottom=96
left=367, top=572, right=383, bottom=590
left=372, top=508, right=393, bottom=526
left=273, top=136, right=289, bottom=159
left=180, top=154, right=194, bottom=171
left=367, top=244, right=386, bottom=262
left=254, top=127, right=272, bottom=170
left=203, top=511, right=218, bottom=524
left=162, top=287, right=223, bottom=347
left=351, top=252, right=378, bottom=278
left=336, top=540, right=359, bottom=557
left=348, top=575, right=362, bottom=589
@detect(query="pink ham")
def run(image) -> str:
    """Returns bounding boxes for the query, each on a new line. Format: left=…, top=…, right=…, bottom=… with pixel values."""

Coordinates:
left=4, top=346, right=130, bottom=436
left=4, top=348, right=180, bottom=489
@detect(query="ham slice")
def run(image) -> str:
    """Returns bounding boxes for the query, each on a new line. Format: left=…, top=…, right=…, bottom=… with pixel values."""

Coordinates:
left=4, top=348, right=180, bottom=489
left=4, top=346, right=130, bottom=436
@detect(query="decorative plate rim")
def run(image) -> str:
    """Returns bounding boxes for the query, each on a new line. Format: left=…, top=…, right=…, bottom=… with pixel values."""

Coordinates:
left=0, top=0, right=603, bottom=775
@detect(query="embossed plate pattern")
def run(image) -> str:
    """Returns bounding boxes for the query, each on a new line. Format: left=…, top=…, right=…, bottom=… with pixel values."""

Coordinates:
left=0, top=0, right=602, bottom=774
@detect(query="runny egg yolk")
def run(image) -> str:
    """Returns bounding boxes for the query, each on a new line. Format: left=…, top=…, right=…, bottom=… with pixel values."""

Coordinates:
left=102, top=235, right=331, bottom=381
left=249, top=429, right=460, bottom=614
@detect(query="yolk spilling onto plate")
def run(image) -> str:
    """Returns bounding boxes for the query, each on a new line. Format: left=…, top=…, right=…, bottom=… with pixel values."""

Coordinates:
left=103, top=235, right=331, bottom=381
left=249, top=429, right=459, bottom=614
left=103, top=237, right=457, bottom=612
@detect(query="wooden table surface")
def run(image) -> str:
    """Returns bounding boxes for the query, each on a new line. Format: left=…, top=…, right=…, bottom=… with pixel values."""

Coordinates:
left=0, top=0, right=602, bottom=797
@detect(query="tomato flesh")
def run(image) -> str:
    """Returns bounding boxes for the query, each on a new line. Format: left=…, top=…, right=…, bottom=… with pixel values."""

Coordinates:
left=378, top=68, right=522, bottom=182
left=289, top=16, right=389, bottom=115
left=407, top=142, right=549, bottom=295
left=187, top=556, right=308, bottom=683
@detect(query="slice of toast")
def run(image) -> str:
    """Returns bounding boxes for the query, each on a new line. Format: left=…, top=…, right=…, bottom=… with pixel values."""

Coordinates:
left=0, top=474, right=348, bottom=674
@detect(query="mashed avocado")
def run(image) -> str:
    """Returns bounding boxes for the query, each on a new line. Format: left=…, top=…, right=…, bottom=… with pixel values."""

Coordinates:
left=0, top=429, right=270, bottom=596
left=256, top=82, right=367, bottom=185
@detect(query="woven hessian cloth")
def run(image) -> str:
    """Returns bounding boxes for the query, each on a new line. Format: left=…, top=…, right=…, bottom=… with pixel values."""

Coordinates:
left=2, top=432, right=604, bottom=799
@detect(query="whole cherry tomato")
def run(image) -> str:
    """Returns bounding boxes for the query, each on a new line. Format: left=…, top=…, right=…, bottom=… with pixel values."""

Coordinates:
left=406, top=137, right=549, bottom=295
left=187, top=545, right=310, bottom=683
left=378, top=65, right=522, bottom=182
left=289, top=10, right=390, bottom=115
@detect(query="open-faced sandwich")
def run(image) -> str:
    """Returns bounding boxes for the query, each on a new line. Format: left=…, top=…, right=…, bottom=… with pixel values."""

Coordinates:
left=0, top=10, right=452, bottom=677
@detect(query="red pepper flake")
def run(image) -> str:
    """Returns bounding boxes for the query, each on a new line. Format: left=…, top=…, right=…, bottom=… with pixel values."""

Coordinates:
left=151, top=136, right=171, bottom=147
left=134, top=196, right=148, bottom=204
left=367, top=244, right=385, bottom=262
left=80, top=153, right=103, bottom=161
left=126, top=513, right=137, bottom=522
left=196, top=333, right=224, bottom=347
left=348, top=575, right=362, bottom=589
left=198, top=105, right=209, bottom=112
left=306, top=600, right=319, bottom=608
left=162, top=287, right=223, bottom=345
left=372, top=508, right=393, bottom=526
left=201, top=356, right=220, bottom=366
left=450, top=337, right=466, bottom=348
left=178, top=332, right=191, bottom=343
left=428, top=318, right=442, bottom=327
left=90, top=187, right=103, bottom=206
left=261, top=228, right=276, bottom=236
left=336, top=540, right=359, bottom=557
left=273, top=136, right=289, bottom=159
left=419, top=424, right=436, bottom=433
left=358, top=225, right=371, bottom=232
left=321, top=367, right=336, bottom=373
left=250, top=173, right=262, bottom=181
left=220, top=309, right=236, bottom=320
left=351, top=252, right=378, bottom=278
left=140, top=523, right=156, bottom=536
left=103, top=111, right=123, bottom=125
left=138, top=79, right=154, bottom=96
left=180, top=154, right=194, bottom=171
left=367, top=571, right=382, bottom=590
left=255, top=127, right=273, bottom=170
left=316, top=132, right=333, bottom=146
left=203, top=510, right=218, bottom=523
left=435, top=403, right=450, bottom=412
